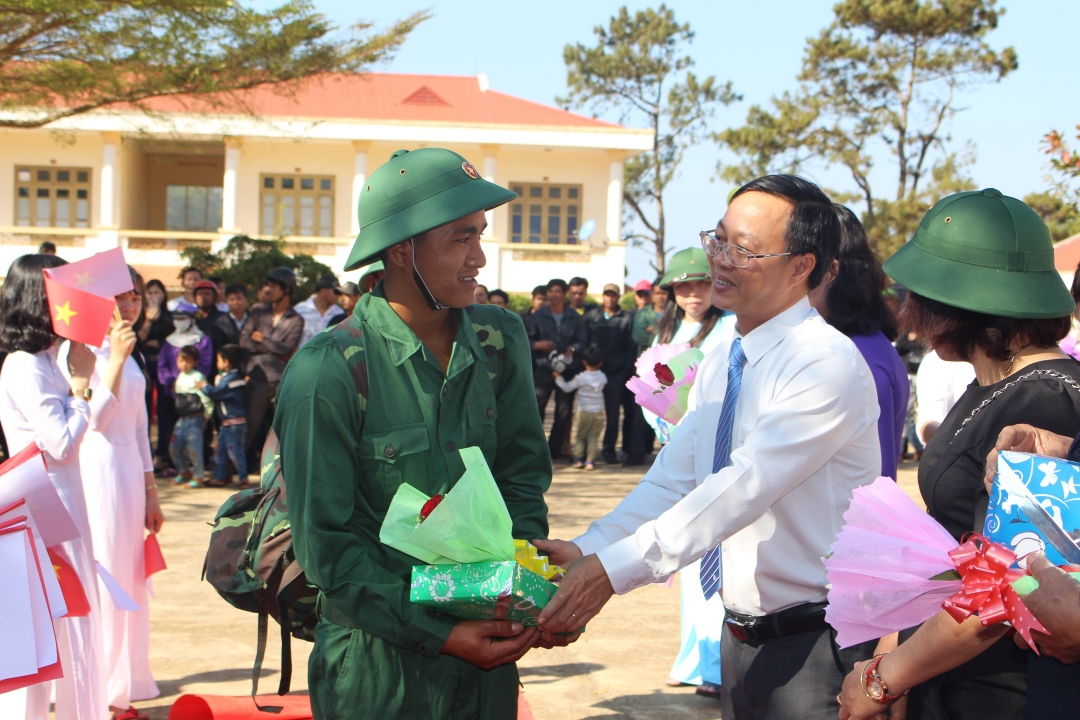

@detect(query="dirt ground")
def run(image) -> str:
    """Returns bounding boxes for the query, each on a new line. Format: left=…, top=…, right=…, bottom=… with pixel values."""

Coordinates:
left=137, top=457, right=921, bottom=719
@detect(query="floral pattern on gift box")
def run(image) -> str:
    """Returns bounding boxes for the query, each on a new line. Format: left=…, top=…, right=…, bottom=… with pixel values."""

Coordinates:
left=428, top=572, right=456, bottom=602
left=411, top=560, right=558, bottom=625
left=985, top=451, right=1080, bottom=568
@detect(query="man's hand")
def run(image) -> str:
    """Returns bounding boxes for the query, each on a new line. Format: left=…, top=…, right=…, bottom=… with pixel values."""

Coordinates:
left=533, top=630, right=583, bottom=650
left=440, top=620, right=538, bottom=670
left=983, top=425, right=1073, bottom=494
left=536, top=554, right=613, bottom=634
left=251, top=329, right=265, bottom=343
left=532, top=538, right=583, bottom=567
left=1014, top=552, right=1080, bottom=664
left=533, top=340, right=556, bottom=353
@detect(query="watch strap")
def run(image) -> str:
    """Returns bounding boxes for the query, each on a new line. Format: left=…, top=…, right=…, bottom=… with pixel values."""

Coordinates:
left=861, top=654, right=907, bottom=705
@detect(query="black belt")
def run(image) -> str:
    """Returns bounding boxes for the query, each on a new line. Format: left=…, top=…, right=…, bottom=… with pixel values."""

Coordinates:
left=724, top=602, right=830, bottom=644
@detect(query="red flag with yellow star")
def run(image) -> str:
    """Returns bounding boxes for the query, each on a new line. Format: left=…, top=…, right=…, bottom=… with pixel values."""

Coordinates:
left=43, top=275, right=116, bottom=347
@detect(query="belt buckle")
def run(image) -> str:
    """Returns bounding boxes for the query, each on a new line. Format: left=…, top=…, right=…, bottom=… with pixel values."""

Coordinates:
left=725, top=616, right=759, bottom=643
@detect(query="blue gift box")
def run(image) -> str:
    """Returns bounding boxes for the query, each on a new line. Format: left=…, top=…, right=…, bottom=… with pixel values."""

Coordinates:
left=984, top=450, right=1080, bottom=567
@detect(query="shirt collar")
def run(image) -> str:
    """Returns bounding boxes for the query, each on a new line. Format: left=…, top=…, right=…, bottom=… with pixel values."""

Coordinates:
left=737, top=296, right=814, bottom=367
left=359, top=284, right=484, bottom=376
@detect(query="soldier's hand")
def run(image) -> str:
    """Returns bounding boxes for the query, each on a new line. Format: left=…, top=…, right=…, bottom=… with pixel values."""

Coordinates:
left=440, top=620, right=538, bottom=670
left=1014, top=552, right=1080, bottom=664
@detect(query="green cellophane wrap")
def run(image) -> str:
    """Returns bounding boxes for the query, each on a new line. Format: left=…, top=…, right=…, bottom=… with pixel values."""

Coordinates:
left=410, top=560, right=556, bottom=625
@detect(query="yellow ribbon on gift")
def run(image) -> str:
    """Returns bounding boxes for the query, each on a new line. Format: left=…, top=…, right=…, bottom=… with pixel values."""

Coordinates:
left=514, top=539, right=563, bottom=580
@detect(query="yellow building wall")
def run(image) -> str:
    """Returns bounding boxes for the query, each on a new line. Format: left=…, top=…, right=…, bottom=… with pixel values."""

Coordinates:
left=0, top=130, right=105, bottom=228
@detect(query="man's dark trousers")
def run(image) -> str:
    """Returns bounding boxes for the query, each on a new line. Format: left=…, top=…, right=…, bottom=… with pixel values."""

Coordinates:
left=719, top=623, right=877, bottom=720
left=600, top=369, right=630, bottom=456
left=534, top=372, right=574, bottom=460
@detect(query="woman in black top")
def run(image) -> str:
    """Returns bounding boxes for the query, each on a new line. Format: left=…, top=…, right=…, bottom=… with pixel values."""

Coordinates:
left=135, top=279, right=175, bottom=471
left=837, top=189, right=1080, bottom=720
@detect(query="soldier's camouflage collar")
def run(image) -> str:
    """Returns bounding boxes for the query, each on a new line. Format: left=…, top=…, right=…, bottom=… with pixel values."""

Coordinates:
left=356, top=283, right=487, bottom=379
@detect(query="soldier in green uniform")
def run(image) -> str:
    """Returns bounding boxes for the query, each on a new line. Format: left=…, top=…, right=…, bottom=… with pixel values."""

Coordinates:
left=273, top=148, right=569, bottom=719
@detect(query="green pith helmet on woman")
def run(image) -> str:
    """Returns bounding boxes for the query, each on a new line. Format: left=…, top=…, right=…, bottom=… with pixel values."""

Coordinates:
left=660, top=247, right=711, bottom=288
left=883, top=188, right=1073, bottom=319
left=344, top=148, right=517, bottom=272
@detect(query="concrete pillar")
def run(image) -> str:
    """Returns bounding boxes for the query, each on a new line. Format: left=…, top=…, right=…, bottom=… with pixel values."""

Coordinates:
left=221, top=138, right=241, bottom=232
left=481, top=145, right=500, bottom=240
left=97, top=132, right=121, bottom=250
left=606, top=154, right=624, bottom=246
left=351, top=141, right=371, bottom=236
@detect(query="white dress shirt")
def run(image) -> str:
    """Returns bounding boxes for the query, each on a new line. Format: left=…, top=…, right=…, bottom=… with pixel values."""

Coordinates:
left=915, top=349, right=975, bottom=443
left=295, top=296, right=345, bottom=347
left=574, top=298, right=881, bottom=616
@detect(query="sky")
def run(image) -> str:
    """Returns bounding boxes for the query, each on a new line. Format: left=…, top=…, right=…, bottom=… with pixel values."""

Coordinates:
left=277, top=0, right=1080, bottom=283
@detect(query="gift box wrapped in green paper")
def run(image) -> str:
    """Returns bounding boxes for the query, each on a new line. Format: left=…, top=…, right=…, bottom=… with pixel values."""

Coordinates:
left=380, top=446, right=563, bottom=625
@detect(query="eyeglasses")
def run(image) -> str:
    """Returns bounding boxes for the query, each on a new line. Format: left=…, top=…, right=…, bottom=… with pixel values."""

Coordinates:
left=699, top=231, right=793, bottom=268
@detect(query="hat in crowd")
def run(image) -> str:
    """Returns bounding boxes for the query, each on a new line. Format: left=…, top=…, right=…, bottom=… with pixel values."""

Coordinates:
left=265, top=266, right=297, bottom=290
left=633, top=279, right=653, bottom=292
left=883, top=188, right=1074, bottom=320
left=314, top=274, right=339, bottom=291
left=334, top=281, right=360, bottom=297
left=358, top=260, right=385, bottom=289
left=193, top=280, right=217, bottom=295
left=172, top=301, right=198, bottom=316
left=659, top=248, right=710, bottom=287
left=344, top=148, right=518, bottom=271
left=602, top=283, right=621, bottom=295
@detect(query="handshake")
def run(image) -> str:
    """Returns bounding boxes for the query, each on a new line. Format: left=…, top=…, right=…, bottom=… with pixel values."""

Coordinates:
left=437, top=538, right=616, bottom=669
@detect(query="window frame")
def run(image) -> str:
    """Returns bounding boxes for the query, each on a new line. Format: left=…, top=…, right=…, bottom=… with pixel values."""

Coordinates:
left=508, top=182, right=583, bottom=245
left=259, top=173, right=335, bottom=238
left=14, top=166, right=92, bottom=229
left=165, top=184, right=224, bottom=232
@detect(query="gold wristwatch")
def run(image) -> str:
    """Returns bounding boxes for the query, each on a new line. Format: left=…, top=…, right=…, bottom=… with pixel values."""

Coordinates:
left=861, top=654, right=907, bottom=704
left=71, top=387, right=93, bottom=401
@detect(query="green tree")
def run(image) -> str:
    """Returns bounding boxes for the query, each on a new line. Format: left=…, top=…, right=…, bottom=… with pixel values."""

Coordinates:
left=180, top=235, right=332, bottom=304
left=0, top=1, right=427, bottom=129
left=1044, top=125, right=1080, bottom=205
left=1024, top=191, right=1080, bottom=243
left=560, top=5, right=739, bottom=274
left=718, top=0, right=1016, bottom=256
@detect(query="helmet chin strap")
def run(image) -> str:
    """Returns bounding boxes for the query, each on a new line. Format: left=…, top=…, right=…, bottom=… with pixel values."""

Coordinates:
left=411, top=239, right=447, bottom=311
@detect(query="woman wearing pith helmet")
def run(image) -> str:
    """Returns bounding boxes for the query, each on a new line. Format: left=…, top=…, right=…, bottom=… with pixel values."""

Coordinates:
left=837, top=189, right=1080, bottom=720
left=273, top=149, right=571, bottom=719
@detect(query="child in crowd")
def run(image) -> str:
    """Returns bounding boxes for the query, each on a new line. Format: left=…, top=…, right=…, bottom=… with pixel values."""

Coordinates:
left=197, top=344, right=250, bottom=488
left=171, top=345, right=213, bottom=487
left=554, top=345, right=607, bottom=470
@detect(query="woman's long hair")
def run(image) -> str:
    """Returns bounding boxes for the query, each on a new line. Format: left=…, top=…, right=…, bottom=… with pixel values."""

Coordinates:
left=0, top=254, right=68, bottom=354
left=657, top=292, right=724, bottom=347
left=825, top=205, right=898, bottom=341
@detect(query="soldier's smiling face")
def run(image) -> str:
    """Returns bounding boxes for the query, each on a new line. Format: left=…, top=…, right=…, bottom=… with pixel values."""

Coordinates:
left=414, top=210, right=488, bottom=309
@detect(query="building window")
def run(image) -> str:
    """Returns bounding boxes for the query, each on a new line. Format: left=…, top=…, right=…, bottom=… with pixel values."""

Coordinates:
left=166, top=185, right=223, bottom=232
left=509, top=183, right=582, bottom=244
left=14, top=166, right=91, bottom=228
left=260, top=174, right=334, bottom=237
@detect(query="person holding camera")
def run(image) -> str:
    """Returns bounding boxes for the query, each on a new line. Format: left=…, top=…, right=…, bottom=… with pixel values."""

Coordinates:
left=528, top=278, right=589, bottom=464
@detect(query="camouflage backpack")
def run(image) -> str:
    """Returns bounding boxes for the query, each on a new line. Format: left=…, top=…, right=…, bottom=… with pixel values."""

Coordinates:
left=202, top=307, right=511, bottom=697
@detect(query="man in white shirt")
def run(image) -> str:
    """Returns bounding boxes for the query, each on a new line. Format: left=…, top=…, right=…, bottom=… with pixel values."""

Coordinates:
left=915, top=349, right=975, bottom=443
left=294, top=274, right=345, bottom=346
left=167, top=266, right=202, bottom=310
left=535, top=176, right=881, bottom=719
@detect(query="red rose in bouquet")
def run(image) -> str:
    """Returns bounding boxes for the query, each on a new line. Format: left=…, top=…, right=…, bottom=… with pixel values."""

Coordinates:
left=419, top=494, right=443, bottom=522
left=654, top=363, right=675, bottom=387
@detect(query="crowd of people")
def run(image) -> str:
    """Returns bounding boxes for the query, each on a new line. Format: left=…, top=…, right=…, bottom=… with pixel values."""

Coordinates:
left=6, top=143, right=1080, bottom=720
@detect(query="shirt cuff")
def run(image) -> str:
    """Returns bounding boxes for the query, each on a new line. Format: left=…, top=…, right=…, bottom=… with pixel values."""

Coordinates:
left=571, top=529, right=609, bottom=558
left=595, top=533, right=660, bottom=595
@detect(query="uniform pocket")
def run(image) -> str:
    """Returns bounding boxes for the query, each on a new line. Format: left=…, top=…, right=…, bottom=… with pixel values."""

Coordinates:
left=359, top=422, right=430, bottom=510
left=465, top=394, right=497, bottom=457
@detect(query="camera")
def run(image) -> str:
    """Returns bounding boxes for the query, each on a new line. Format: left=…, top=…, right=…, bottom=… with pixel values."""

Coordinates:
left=548, top=351, right=569, bottom=374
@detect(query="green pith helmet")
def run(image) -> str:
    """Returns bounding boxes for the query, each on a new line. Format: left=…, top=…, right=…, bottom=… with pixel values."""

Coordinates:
left=883, top=189, right=1073, bottom=320
left=344, top=148, right=517, bottom=271
left=660, top=247, right=711, bottom=287
left=358, top=260, right=384, bottom=290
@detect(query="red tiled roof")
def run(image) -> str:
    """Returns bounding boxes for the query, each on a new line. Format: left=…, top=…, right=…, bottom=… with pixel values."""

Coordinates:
left=1054, top=233, right=1080, bottom=273
left=136, top=73, right=620, bottom=129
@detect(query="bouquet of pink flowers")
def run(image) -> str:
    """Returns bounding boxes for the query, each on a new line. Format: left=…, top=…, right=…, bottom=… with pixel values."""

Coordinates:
left=625, top=343, right=705, bottom=426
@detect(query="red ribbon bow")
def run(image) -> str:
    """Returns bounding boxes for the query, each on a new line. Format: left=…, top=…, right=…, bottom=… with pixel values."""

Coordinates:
left=941, top=534, right=1048, bottom=653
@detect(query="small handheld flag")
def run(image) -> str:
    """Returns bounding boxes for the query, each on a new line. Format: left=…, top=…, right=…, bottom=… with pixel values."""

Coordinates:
left=41, top=248, right=131, bottom=347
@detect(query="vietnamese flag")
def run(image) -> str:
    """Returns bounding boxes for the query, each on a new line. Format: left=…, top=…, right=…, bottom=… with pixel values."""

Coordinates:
left=43, top=275, right=116, bottom=347
left=46, top=546, right=90, bottom=618
left=145, top=533, right=167, bottom=578
left=44, top=247, right=133, bottom=299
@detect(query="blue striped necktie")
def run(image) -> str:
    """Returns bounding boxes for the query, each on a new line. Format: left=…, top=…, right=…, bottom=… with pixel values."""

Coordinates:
left=700, top=337, right=746, bottom=600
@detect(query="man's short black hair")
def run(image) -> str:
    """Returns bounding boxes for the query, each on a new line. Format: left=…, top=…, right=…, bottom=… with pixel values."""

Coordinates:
left=532, top=285, right=548, bottom=298
left=217, top=344, right=243, bottom=370
left=178, top=345, right=200, bottom=363
left=568, top=277, right=588, bottom=289
left=224, top=283, right=247, bottom=298
left=179, top=266, right=202, bottom=280
left=730, top=175, right=839, bottom=289
left=489, top=289, right=509, bottom=304
left=37, top=241, right=56, bottom=254
left=209, top=275, right=224, bottom=284
left=547, top=278, right=568, bottom=292
left=582, top=345, right=604, bottom=367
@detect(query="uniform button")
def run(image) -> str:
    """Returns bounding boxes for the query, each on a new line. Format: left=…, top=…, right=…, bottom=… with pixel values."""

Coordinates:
left=441, top=386, right=448, bottom=397
left=385, top=445, right=395, bottom=458
left=445, top=441, right=455, bottom=452
left=486, top=408, right=494, bottom=418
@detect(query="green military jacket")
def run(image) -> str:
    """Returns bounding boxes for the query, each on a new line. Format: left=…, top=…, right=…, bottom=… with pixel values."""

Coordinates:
left=273, top=284, right=551, bottom=719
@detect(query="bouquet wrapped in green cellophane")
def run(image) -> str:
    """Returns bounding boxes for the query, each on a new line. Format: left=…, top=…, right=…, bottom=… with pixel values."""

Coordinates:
left=380, top=446, right=562, bottom=625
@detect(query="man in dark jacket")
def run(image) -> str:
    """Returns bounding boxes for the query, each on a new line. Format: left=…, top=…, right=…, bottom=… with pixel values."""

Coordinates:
left=584, top=284, right=638, bottom=464
left=527, top=278, right=588, bottom=462
left=209, top=283, right=250, bottom=371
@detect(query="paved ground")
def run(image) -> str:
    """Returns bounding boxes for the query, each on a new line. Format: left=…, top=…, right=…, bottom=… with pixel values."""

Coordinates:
left=138, top=457, right=921, bottom=719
